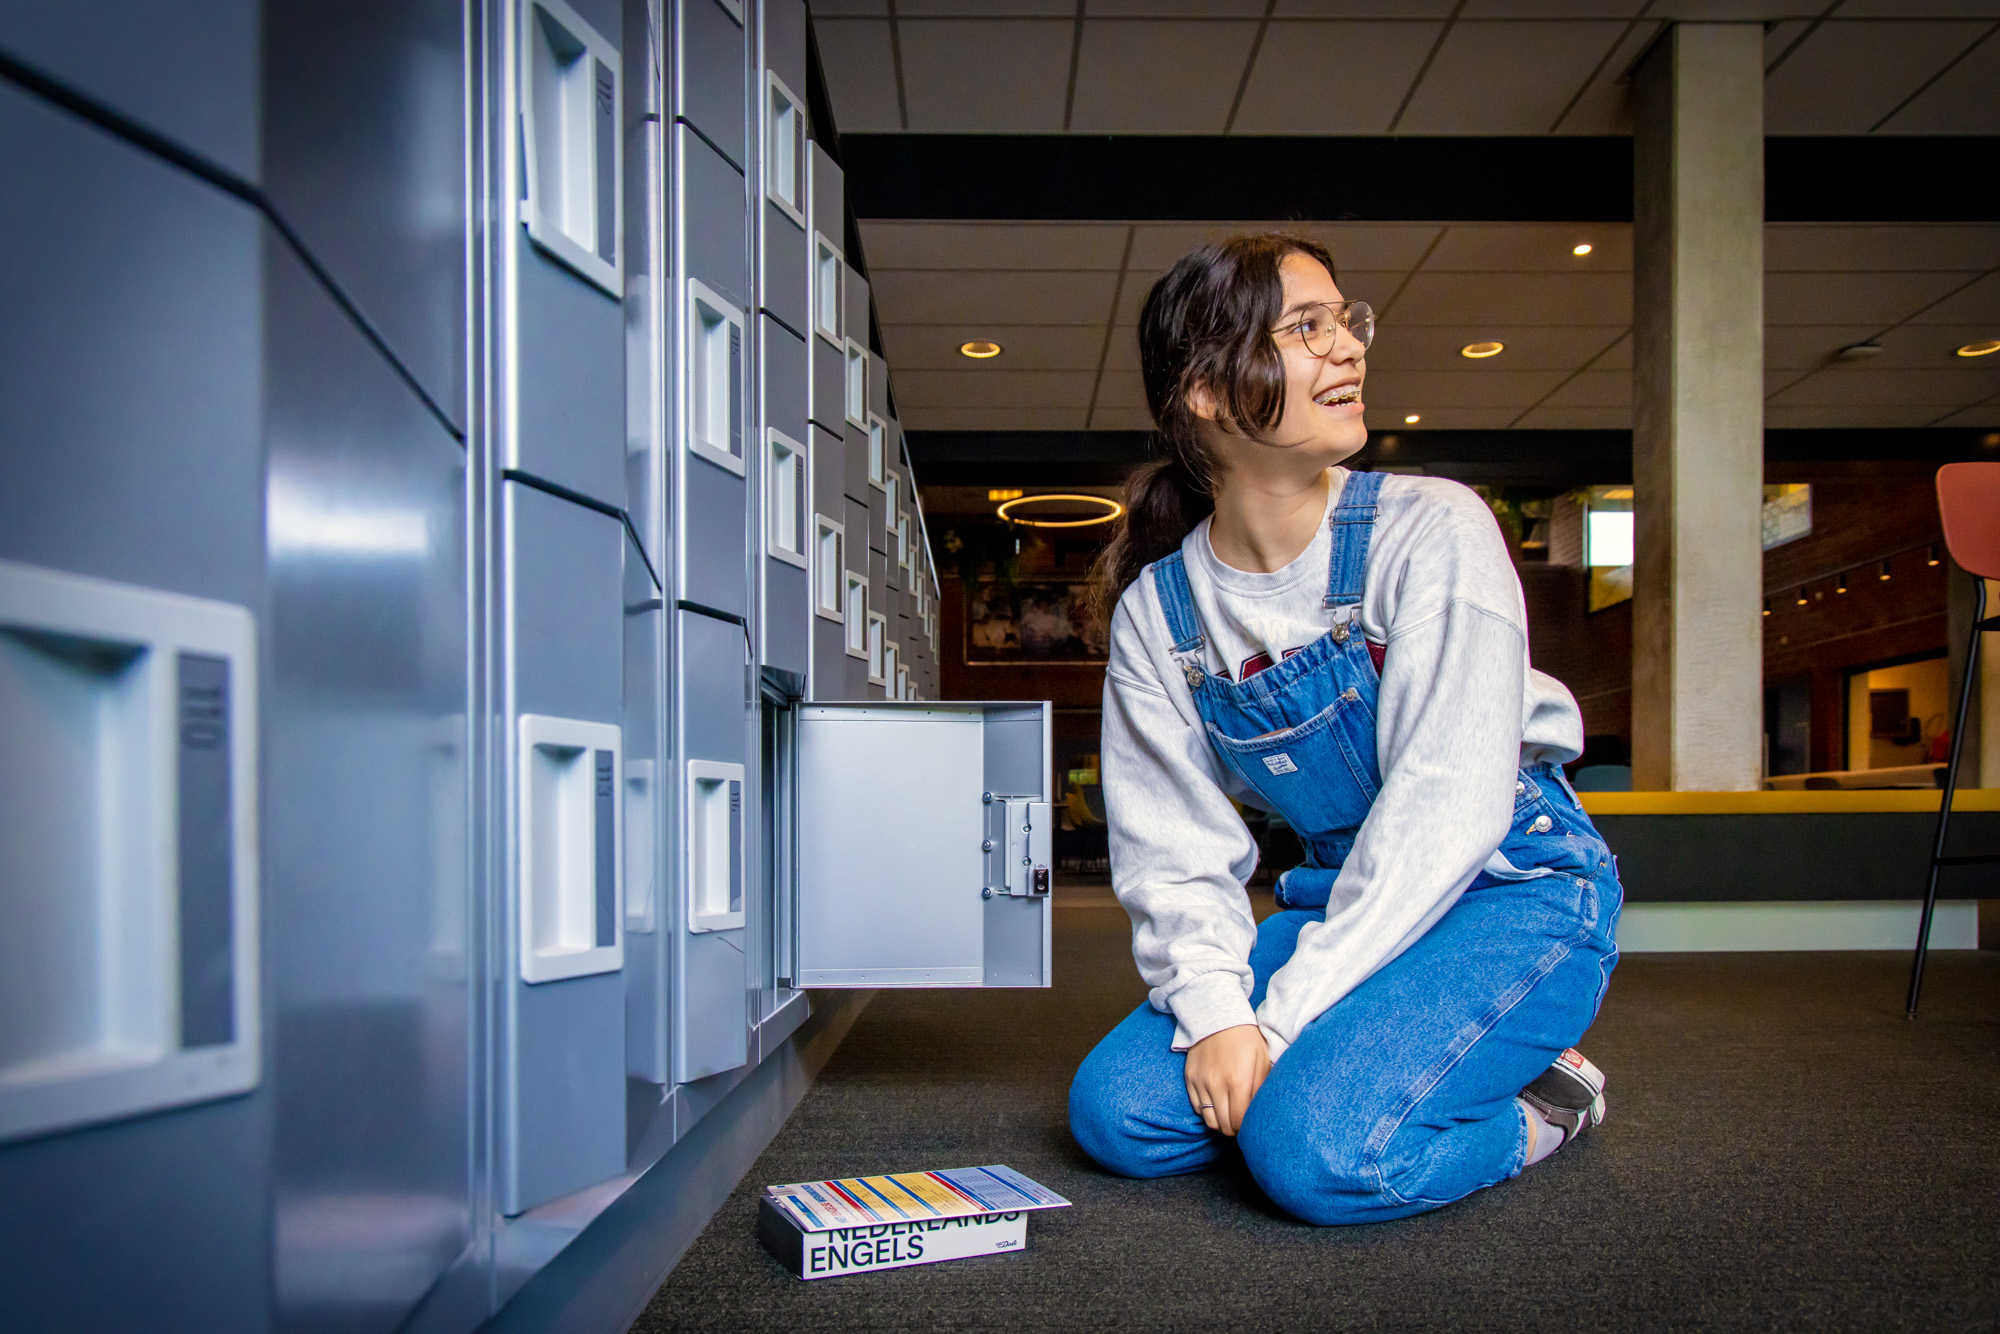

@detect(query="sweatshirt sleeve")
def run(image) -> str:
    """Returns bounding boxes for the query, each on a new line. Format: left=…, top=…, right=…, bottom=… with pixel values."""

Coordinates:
left=1101, top=591, right=1263, bottom=1051
left=1253, top=495, right=1529, bottom=1061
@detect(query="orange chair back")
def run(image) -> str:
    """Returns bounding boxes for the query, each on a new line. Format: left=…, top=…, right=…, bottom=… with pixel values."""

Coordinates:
left=1936, top=462, right=2000, bottom=581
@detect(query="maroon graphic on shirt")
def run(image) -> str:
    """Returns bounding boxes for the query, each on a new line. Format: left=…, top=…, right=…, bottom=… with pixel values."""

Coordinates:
left=1236, top=640, right=1385, bottom=679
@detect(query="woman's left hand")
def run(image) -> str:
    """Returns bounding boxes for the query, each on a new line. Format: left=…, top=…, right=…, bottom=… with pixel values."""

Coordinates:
left=1184, top=1024, right=1272, bottom=1136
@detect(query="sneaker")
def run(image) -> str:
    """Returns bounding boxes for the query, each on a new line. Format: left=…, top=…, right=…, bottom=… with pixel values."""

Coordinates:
left=1520, top=1048, right=1608, bottom=1143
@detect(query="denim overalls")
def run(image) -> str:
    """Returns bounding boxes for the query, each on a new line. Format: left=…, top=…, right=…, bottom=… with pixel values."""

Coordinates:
left=1070, top=470, right=1624, bottom=1225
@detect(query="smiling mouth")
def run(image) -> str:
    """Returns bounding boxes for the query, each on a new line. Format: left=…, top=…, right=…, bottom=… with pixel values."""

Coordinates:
left=1314, top=384, right=1361, bottom=407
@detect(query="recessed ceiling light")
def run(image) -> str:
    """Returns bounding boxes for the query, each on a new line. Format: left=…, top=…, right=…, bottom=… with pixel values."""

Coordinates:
left=1572, top=243, right=1593, bottom=256
left=1460, top=341, right=1505, bottom=359
left=1404, top=413, right=1420, bottom=424
left=960, top=340, right=1002, bottom=359
left=1835, top=343, right=1883, bottom=361
left=996, top=493, right=1124, bottom=528
left=1956, top=339, right=2000, bottom=358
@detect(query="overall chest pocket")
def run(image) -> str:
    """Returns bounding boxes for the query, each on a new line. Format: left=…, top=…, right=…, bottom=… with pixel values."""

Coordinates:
left=1206, top=689, right=1381, bottom=837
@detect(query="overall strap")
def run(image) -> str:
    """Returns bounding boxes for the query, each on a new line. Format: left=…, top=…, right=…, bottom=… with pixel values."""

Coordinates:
left=1150, top=551, right=1205, bottom=658
left=1323, top=469, right=1388, bottom=610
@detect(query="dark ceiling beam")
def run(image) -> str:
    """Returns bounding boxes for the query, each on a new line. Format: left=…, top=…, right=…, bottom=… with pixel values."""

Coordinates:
left=845, top=136, right=2000, bottom=224
left=907, top=428, right=2000, bottom=490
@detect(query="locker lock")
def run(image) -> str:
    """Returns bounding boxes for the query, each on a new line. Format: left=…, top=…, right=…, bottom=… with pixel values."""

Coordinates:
left=985, top=797, right=1052, bottom=898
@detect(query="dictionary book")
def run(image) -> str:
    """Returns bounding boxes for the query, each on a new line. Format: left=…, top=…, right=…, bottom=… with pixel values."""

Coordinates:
left=757, top=1165, right=1071, bottom=1280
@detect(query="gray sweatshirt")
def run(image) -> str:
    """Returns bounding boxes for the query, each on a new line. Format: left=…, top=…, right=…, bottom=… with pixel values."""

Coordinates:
left=1101, top=468, right=1584, bottom=1062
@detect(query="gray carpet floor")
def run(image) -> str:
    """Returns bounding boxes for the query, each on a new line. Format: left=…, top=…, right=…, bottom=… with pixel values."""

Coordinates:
left=632, top=883, right=2000, bottom=1332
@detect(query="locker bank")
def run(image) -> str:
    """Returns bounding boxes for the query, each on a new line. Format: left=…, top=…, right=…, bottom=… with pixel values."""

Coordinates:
left=0, top=3, right=1047, bottom=1329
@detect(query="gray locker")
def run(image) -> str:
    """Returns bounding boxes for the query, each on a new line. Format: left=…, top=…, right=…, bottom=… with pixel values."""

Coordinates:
left=760, top=198, right=809, bottom=344
left=760, top=319, right=809, bottom=676
left=868, top=349, right=890, bottom=421
left=869, top=462, right=892, bottom=557
left=504, top=482, right=627, bottom=1217
left=795, top=703, right=1052, bottom=987
left=757, top=0, right=809, bottom=336
left=509, top=0, right=626, bottom=507
left=676, top=128, right=750, bottom=616
left=679, top=126, right=749, bottom=309
left=845, top=270, right=871, bottom=362
left=843, top=418, right=872, bottom=506
left=674, top=0, right=747, bottom=169
left=811, top=423, right=845, bottom=542
left=623, top=589, right=667, bottom=1087
left=262, top=181, right=476, bottom=1330
left=675, top=608, right=752, bottom=1083
left=0, top=54, right=269, bottom=1334
left=811, top=312, right=847, bottom=433
left=808, top=143, right=844, bottom=256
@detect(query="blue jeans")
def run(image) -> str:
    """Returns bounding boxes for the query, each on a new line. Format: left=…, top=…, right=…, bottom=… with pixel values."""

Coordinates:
left=1069, top=865, right=1621, bottom=1225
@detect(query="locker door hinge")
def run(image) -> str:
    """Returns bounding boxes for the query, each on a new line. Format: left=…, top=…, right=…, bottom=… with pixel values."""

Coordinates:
left=984, top=798, right=1051, bottom=897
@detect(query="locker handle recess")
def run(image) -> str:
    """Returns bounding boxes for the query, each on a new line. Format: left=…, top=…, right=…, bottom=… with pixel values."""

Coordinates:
left=846, top=341, right=869, bottom=431
left=520, top=0, right=621, bottom=295
left=765, top=72, right=806, bottom=226
left=688, top=280, right=747, bottom=476
left=844, top=576, right=869, bottom=659
left=688, top=760, right=746, bottom=932
left=814, top=517, right=845, bottom=623
left=766, top=429, right=808, bottom=568
left=0, top=560, right=259, bottom=1145
left=812, top=235, right=843, bottom=346
left=517, top=714, right=623, bottom=983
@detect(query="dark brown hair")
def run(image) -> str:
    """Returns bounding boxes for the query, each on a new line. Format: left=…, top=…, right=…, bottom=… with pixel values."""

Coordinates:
left=1087, top=233, right=1338, bottom=625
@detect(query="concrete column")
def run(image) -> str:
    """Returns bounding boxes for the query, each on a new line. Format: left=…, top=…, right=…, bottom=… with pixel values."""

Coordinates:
left=1631, top=24, right=1765, bottom=791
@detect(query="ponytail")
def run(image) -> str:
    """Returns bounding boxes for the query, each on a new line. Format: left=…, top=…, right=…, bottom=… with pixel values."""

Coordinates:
left=1086, top=232, right=1337, bottom=628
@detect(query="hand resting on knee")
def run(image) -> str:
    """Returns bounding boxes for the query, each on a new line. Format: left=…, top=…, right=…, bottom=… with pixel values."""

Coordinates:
left=1184, top=1024, right=1272, bottom=1136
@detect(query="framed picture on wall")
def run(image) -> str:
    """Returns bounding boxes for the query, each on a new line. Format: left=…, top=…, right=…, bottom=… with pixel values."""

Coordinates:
left=965, top=579, right=1109, bottom=664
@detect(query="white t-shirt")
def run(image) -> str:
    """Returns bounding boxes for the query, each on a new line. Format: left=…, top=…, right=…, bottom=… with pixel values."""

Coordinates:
left=1101, top=468, right=1583, bottom=1061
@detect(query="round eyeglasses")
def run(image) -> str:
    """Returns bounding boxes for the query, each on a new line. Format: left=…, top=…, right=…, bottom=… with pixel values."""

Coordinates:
left=1276, top=300, right=1374, bottom=358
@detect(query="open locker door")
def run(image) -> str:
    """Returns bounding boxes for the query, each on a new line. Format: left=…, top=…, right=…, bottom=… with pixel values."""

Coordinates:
left=794, top=701, right=1051, bottom=987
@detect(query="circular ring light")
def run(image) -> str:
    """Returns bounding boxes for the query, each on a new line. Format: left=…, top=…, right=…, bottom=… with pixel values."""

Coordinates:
left=1460, top=341, right=1505, bottom=359
left=1956, top=339, right=1999, bottom=358
left=995, top=493, right=1125, bottom=528
left=960, top=340, right=1003, bottom=359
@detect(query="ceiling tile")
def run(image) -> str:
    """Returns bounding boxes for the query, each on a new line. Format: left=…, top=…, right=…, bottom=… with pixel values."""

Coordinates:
left=1765, top=225, right=2000, bottom=272
left=1089, top=407, right=1160, bottom=430
left=1765, top=325, right=1891, bottom=370
left=897, top=19, right=1073, bottom=131
left=1593, top=329, right=1633, bottom=369
left=893, top=368, right=1099, bottom=408
left=1104, top=326, right=1143, bottom=371
left=1763, top=404, right=1950, bottom=429
left=1092, top=369, right=1150, bottom=409
left=1232, top=22, right=1440, bottom=134
left=1878, top=30, right=2000, bottom=132
left=1461, top=1, right=1646, bottom=15
left=1124, top=223, right=1442, bottom=272
left=879, top=324, right=1110, bottom=370
left=1769, top=367, right=2000, bottom=407
left=899, top=0, right=1072, bottom=14
left=813, top=0, right=888, bottom=13
left=1551, top=19, right=1659, bottom=134
left=1396, top=21, right=1629, bottom=134
left=1364, top=325, right=1628, bottom=372
left=1115, top=268, right=1405, bottom=323
left=1388, top=271, right=1632, bottom=325
left=874, top=268, right=1121, bottom=325
left=1538, top=369, right=1630, bottom=408
left=1906, top=271, right=2000, bottom=324
left=1765, top=20, right=1993, bottom=134
left=813, top=20, right=903, bottom=131
left=1510, top=405, right=1632, bottom=429
left=1070, top=20, right=1262, bottom=133
left=1836, top=1, right=2000, bottom=19
left=1360, top=406, right=1518, bottom=430
left=1087, top=0, right=1269, bottom=16
left=1361, top=368, right=1571, bottom=409
left=1931, top=400, right=2000, bottom=428
left=1766, top=270, right=1984, bottom=325
left=859, top=222, right=1133, bottom=270
left=901, top=406, right=1092, bottom=430
left=1649, top=2, right=1826, bottom=17
left=1424, top=222, right=1632, bottom=271
left=1273, top=0, right=1455, bottom=14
